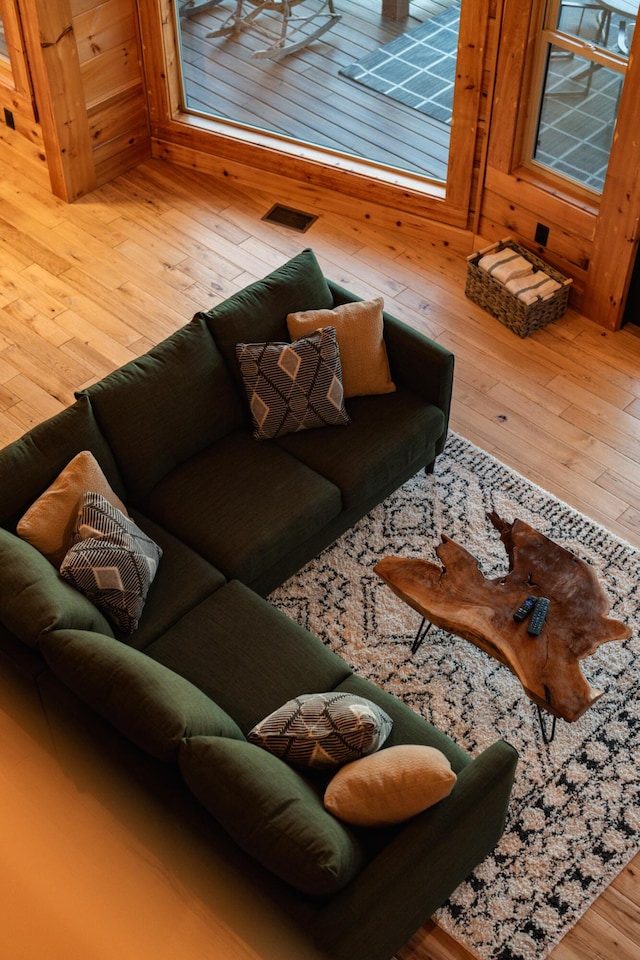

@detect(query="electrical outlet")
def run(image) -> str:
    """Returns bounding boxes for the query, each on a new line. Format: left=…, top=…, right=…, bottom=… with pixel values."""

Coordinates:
left=535, top=222, right=549, bottom=246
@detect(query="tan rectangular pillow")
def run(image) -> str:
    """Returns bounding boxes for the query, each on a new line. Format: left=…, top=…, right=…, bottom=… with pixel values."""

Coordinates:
left=324, top=744, right=457, bottom=826
left=287, top=297, right=396, bottom=399
left=17, top=450, right=128, bottom=567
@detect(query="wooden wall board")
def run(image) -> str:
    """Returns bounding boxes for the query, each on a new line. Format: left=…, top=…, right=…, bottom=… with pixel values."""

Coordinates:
left=87, top=84, right=149, bottom=149
left=73, top=4, right=137, bottom=64
left=1, top=0, right=150, bottom=199
left=80, top=40, right=144, bottom=110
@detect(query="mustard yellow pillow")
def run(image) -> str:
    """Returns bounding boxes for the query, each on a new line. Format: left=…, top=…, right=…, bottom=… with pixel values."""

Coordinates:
left=324, top=744, right=457, bottom=827
left=17, top=451, right=128, bottom=567
left=287, top=297, right=396, bottom=399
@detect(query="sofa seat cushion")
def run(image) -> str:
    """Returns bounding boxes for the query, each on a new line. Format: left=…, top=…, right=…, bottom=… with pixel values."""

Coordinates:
left=146, top=580, right=353, bottom=732
left=179, top=736, right=365, bottom=895
left=79, top=317, right=246, bottom=501
left=0, top=395, right=125, bottom=531
left=142, top=430, right=342, bottom=585
left=123, top=512, right=226, bottom=651
left=199, top=248, right=334, bottom=388
left=276, top=387, right=445, bottom=510
left=0, top=527, right=114, bottom=648
left=39, top=629, right=244, bottom=762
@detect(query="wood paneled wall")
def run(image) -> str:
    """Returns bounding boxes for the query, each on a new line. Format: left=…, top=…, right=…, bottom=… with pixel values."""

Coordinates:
left=71, top=0, right=150, bottom=186
left=0, top=0, right=42, bottom=152
left=0, top=0, right=150, bottom=200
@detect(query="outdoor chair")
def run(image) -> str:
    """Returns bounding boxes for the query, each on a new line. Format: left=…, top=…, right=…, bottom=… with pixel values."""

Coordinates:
left=201, top=0, right=341, bottom=60
left=179, top=0, right=224, bottom=16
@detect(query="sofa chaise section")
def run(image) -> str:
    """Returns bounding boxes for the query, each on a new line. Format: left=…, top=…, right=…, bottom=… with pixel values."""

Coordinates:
left=35, top=580, right=517, bottom=960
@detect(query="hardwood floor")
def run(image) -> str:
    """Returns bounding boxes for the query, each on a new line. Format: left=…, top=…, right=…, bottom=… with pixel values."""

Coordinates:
left=0, top=128, right=639, bottom=959
left=177, top=0, right=452, bottom=181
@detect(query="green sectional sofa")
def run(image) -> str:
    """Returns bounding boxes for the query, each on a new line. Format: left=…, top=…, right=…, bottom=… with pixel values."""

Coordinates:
left=0, top=249, right=517, bottom=960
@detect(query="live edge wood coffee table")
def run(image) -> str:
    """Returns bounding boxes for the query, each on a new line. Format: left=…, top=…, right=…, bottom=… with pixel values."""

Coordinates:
left=374, top=513, right=631, bottom=742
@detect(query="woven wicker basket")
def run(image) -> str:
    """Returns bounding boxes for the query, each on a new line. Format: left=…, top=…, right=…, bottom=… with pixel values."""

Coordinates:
left=465, top=238, right=572, bottom=338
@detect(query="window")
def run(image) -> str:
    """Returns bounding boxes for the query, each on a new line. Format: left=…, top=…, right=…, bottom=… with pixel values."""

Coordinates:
left=174, top=0, right=461, bottom=183
left=0, top=8, right=9, bottom=63
left=527, top=0, right=637, bottom=194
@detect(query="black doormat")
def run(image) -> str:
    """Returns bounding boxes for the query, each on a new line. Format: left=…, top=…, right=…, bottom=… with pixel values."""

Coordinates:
left=339, top=1, right=460, bottom=124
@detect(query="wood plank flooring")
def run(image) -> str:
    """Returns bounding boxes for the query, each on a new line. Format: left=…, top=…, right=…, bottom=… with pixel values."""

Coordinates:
left=0, top=128, right=639, bottom=960
left=177, top=0, right=452, bottom=180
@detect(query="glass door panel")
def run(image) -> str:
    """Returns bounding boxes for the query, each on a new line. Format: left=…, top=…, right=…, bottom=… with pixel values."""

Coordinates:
left=174, top=0, right=461, bottom=183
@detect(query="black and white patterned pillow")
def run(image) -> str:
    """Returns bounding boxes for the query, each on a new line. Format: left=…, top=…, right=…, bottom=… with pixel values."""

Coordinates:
left=60, top=492, right=162, bottom=634
left=236, top=326, right=350, bottom=440
left=248, top=692, right=393, bottom=769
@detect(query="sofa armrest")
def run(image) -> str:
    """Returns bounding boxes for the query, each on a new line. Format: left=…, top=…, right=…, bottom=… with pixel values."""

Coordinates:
left=309, top=738, right=518, bottom=960
left=383, top=315, right=454, bottom=439
left=327, top=280, right=454, bottom=457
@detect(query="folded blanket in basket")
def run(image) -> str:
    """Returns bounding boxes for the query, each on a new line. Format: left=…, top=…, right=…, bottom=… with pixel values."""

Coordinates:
left=505, top=272, right=562, bottom=305
left=478, top=250, right=534, bottom=285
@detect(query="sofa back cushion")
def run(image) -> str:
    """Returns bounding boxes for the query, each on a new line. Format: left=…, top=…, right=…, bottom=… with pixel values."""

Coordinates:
left=179, top=736, right=365, bottom=895
left=198, top=249, right=334, bottom=387
left=0, top=528, right=114, bottom=647
left=0, top=395, right=125, bottom=530
left=39, top=629, right=245, bottom=762
left=79, top=317, right=245, bottom=501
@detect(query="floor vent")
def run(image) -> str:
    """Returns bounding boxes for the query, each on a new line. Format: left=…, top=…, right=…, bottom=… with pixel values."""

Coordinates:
left=262, top=204, right=318, bottom=232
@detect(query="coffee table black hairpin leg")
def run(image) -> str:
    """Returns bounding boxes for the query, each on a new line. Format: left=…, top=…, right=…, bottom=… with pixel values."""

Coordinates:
left=536, top=705, right=558, bottom=744
left=412, top=617, right=432, bottom=654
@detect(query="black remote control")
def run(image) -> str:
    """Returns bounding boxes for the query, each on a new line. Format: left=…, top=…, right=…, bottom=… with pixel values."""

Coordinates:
left=513, top=595, right=537, bottom=622
left=527, top=597, right=550, bottom=636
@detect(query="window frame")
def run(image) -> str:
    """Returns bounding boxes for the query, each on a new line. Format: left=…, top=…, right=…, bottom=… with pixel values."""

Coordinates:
left=522, top=0, right=629, bottom=196
left=0, top=0, right=37, bottom=121
left=137, top=0, right=491, bottom=228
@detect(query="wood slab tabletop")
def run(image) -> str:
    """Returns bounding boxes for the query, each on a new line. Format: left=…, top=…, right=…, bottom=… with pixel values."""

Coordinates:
left=374, top=513, right=632, bottom=722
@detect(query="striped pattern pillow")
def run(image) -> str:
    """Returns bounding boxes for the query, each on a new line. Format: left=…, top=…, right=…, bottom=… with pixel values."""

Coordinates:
left=248, top=692, right=393, bottom=770
left=236, top=326, right=350, bottom=440
left=60, top=492, right=162, bottom=634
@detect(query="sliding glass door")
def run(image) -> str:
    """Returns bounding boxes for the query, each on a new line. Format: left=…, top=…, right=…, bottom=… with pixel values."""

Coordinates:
left=174, top=0, right=461, bottom=183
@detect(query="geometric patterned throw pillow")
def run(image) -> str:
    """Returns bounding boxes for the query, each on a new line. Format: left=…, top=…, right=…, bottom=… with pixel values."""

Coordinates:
left=60, top=492, right=162, bottom=635
left=235, top=326, right=350, bottom=440
left=248, top=692, right=393, bottom=770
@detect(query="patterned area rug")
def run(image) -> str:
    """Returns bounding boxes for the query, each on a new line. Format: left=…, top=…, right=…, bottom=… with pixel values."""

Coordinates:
left=339, top=2, right=460, bottom=123
left=269, top=432, right=640, bottom=960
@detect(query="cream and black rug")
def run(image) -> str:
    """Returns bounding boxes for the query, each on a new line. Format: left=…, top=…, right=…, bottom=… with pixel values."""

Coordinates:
left=270, top=432, right=640, bottom=960
left=339, top=2, right=460, bottom=124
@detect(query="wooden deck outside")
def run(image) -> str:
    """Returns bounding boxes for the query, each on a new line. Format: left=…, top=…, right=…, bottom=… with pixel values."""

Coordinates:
left=177, top=0, right=453, bottom=181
